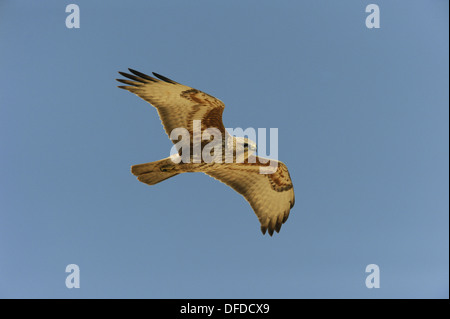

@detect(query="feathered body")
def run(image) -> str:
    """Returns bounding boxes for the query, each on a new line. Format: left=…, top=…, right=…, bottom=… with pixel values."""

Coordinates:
left=117, top=69, right=294, bottom=236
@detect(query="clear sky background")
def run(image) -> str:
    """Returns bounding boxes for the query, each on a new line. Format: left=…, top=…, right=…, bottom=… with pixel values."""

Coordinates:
left=0, top=0, right=448, bottom=298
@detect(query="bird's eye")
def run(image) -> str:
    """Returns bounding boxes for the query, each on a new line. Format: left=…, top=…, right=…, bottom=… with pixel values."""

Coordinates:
left=243, top=143, right=249, bottom=148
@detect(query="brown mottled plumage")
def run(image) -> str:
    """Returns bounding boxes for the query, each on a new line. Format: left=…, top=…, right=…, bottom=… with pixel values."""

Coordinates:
left=117, top=69, right=295, bottom=236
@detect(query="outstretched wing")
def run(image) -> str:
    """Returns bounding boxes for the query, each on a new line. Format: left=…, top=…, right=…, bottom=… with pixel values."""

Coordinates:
left=116, top=69, right=226, bottom=142
left=205, top=156, right=295, bottom=236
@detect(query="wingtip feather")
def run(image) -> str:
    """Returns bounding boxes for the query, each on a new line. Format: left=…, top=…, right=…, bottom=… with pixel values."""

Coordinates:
left=128, top=68, right=158, bottom=82
left=261, top=226, right=267, bottom=235
left=152, top=72, right=177, bottom=84
left=118, top=71, right=147, bottom=83
left=116, top=79, right=141, bottom=86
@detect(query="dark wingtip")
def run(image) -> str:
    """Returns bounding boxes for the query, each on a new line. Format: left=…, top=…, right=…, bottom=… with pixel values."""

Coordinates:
left=261, top=226, right=267, bottom=235
left=283, top=210, right=290, bottom=223
left=275, top=223, right=282, bottom=233
left=128, top=68, right=158, bottom=82
left=117, top=71, right=147, bottom=84
left=116, top=79, right=140, bottom=86
left=152, top=72, right=177, bottom=84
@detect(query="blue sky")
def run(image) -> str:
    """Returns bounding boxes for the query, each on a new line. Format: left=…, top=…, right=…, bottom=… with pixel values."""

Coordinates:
left=0, top=0, right=448, bottom=298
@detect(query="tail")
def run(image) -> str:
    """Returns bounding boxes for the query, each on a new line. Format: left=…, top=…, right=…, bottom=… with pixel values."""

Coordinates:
left=131, top=157, right=179, bottom=185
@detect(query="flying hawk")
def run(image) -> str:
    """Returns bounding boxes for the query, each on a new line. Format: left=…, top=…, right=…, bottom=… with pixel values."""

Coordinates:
left=117, top=69, right=295, bottom=236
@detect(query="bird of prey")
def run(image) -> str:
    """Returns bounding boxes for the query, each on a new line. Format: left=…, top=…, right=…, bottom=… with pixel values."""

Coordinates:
left=116, top=69, right=295, bottom=236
